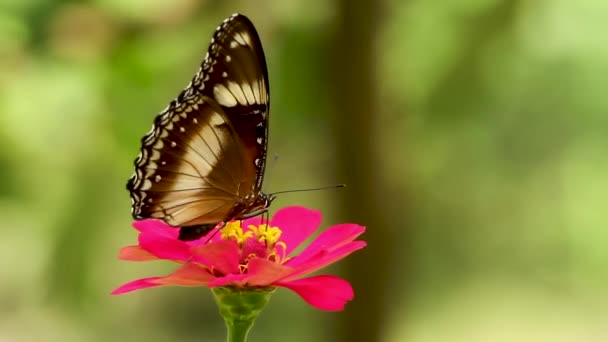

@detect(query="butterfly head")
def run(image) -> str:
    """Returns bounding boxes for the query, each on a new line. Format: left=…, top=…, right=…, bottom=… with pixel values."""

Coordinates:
left=266, top=193, right=277, bottom=207
left=246, top=191, right=275, bottom=214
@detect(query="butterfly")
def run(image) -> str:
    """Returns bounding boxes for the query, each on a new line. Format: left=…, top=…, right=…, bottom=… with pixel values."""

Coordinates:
left=127, top=14, right=275, bottom=241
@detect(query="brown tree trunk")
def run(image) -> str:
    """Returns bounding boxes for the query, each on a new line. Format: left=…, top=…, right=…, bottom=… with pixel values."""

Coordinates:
left=328, top=0, right=396, bottom=341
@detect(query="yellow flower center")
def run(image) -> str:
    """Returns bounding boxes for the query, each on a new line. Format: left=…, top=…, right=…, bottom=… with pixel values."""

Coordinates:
left=221, top=221, right=287, bottom=266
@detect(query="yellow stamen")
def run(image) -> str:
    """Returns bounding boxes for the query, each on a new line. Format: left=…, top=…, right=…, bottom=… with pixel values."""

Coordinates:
left=275, top=241, right=287, bottom=262
left=221, top=221, right=253, bottom=244
left=248, top=224, right=282, bottom=246
left=221, top=221, right=289, bottom=270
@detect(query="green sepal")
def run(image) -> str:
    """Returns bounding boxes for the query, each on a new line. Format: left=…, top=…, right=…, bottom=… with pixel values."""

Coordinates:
left=212, top=286, right=276, bottom=342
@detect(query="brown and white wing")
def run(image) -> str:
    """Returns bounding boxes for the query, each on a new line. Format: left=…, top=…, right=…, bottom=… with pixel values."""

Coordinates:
left=127, top=13, right=270, bottom=235
left=191, top=14, right=270, bottom=194
left=127, top=95, right=248, bottom=227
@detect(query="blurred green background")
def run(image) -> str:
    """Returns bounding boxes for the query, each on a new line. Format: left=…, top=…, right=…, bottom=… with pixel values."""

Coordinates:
left=1, top=0, right=607, bottom=341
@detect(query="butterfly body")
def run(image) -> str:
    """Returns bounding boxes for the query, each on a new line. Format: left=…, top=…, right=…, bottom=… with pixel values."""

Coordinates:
left=127, top=14, right=273, bottom=240
left=176, top=191, right=273, bottom=240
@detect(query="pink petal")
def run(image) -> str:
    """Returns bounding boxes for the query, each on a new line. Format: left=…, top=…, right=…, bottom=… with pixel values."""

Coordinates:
left=288, top=223, right=365, bottom=267
left=240, top=238, right=267, bottom=261
left=275, top=275, right=354, bottom=311
left=154, top=263, right=215, bottom=286
left=134, top=219, right=221, bottom=249
left=270, top=206, right=322, bottom=256
left=208, top=273, right=250, bottom=287
left=190, top=240, right=240, bottom=274
left=207, top=228, right=225, bottom=243
left=133, top=219, right=178, bottom=238
left=208, top=259, right=293, bottom=287
left=242, top=216, right=264, bottom=228
left=111, top=264, right=216, bottom=295
left=284, top=241, right=367, bottom=281
left=244, top=258, right=294, bottom=286
left=118, top=245, right=158, bottom=261
left=138, top=232, right=192, bottom=262
left=111, top=277, right=164, bottom=295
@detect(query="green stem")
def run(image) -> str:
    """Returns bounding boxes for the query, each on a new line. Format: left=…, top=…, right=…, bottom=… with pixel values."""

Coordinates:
left=212, top=287, right=276, bottom=342
left=225, top=318, right=254, bottom=342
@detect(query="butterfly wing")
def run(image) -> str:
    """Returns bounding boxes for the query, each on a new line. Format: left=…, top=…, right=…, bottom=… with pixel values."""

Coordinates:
left=128, top=95, right=252, bottom=227
left=127, top=14, right=270, bottom=236
left=192, top=14, right=270, bottom=195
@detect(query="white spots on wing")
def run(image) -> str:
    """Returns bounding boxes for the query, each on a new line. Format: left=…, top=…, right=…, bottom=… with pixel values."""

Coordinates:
left=143, top=165, right=155, bottom=178
left=230, top=41, right=239, bottom=49
left=252, top=79, right=261, bottom=104
left=214, top=80, right=262, bottom=107
left=209, top=110, right=225, bottom=126
left=261, top=80, right=268, bottom=104
left=179, top=127, right=186, bottom=133
left=234, top=31, right=252, bottom=47
left=153, top=139, right=164, bottom=150
left=254, top=158, right=261, bottom=167
left=256, top=122, right=264, bottom=127
left=141, top=179, right=152, bottom=190
left=193, top=118, right=198, bottom=124
left=243, top=82, right=257, bottom=105
left=225, top=55, right=232, bottom=62
left=136, top=191, right=146, bottom=203
left=161, top=161, right=167, bottom=166
left=228, top=81, right=248, bottom=105
left=256, top=137, right=263, bottom=145
left=171, top=141, right=177, bottom=148
left=222, top=71, right=227, bottom=78
left=155, top=175, right=162, bottom=182
left=150, top=149, right=161, bottom=160
left=213, top=83, right=238, bottom=107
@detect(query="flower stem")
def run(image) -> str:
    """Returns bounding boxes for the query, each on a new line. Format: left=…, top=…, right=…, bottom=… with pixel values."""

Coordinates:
left=225, top=318, right=254, bottom=342
left=212, top=287, right=276, bottom=342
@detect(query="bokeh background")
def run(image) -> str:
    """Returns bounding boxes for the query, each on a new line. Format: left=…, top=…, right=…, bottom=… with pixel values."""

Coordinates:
left=1, top=0, right=607, bottom=341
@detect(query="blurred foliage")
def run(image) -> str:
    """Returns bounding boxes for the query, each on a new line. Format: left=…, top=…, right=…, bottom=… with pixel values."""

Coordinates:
left=0, top=0, right=607, bottom=341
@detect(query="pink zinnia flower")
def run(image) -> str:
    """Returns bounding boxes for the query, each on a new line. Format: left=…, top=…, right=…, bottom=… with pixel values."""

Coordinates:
left=112, top=206, right=366, bottom=311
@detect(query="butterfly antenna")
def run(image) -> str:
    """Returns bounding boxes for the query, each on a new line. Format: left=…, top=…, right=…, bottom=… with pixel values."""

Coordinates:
left=269, top=184, right=345, bottom=196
